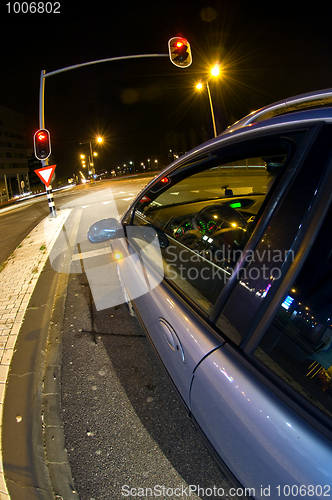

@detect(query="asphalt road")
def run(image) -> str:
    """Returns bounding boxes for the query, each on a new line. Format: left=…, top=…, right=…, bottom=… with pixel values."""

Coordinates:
left=55, top=178, right=243, bottom=499
left=0, top=178, right=149, bottom=266
left=61, top=273, right=234, bottom=500
left=1, top=177, right=244, bottom=500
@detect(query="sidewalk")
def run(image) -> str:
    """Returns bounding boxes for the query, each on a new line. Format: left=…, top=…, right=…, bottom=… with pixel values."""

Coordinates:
left=0, top=209, right=71, bottom=499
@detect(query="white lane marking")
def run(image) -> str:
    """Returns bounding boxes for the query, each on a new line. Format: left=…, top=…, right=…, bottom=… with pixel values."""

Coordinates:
left=71, top=246, right=113, bottom=261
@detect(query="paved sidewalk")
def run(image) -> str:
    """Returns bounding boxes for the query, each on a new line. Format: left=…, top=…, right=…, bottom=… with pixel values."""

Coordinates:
left=0, top=209, right=71, bottom=499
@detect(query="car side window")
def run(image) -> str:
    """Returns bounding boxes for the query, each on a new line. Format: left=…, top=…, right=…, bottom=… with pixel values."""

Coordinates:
left=254, top=203, right=332, bottom=420
left=132, top=132, right=305, bottom=315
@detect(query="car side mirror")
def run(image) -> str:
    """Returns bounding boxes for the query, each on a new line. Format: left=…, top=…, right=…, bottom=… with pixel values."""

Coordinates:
left=87, top=219, right=169, bottom=249
left=87, top=218, right=122, bottom=243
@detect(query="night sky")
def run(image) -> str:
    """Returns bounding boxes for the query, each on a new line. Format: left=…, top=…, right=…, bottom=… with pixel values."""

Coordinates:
left=2, top=0, right=332, bottom=177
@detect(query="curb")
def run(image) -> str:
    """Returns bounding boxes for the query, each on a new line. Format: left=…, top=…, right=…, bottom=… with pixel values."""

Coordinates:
left=42, top=271, right=79, bottom=500
left=0, top=210, right=78, bottom=499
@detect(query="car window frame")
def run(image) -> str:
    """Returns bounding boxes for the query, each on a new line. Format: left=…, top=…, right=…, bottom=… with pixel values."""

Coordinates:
left=127, top=123, right=319, bottom=321
left=224, top=123, right=332, bottom=350
left=235, top=130, right=332, bottom=436
left=207, top=123, right=321, bottom=324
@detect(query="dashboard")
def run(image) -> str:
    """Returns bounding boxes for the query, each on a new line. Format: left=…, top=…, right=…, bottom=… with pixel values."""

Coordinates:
left=158, top=195, right=265, bottom=265
left=164, top=196, right=261, bottom=240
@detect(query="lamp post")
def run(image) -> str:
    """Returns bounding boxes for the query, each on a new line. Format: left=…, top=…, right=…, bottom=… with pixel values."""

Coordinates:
left=79, top=137, right=103, bottom=176
left=196, top=64, right=221, bottom=138
left=129, top=161, right=135, bottom=173
left=206, top=80, right=217, bottom=138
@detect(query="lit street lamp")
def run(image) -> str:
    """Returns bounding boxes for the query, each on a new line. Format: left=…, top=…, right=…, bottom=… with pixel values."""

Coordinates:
left=196, top=64, right=221, bottom=138
left=211, top=64, right=220, bottom=77
left=79, top=136, right=103, bottom=176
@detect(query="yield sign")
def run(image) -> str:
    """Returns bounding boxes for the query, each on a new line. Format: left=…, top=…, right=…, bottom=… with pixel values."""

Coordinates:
left=34, top=164, right=56, bottom=187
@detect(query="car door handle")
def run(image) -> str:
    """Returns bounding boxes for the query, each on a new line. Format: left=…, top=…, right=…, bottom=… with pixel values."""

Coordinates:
left=159, top=319, right=185, bottom=362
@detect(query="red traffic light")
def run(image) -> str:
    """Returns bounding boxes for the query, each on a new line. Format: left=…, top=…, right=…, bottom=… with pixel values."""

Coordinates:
left=168, top=37, right=192, bottom=68
left=33, top=128, right=51, bottom=160
left=36, top=131, right=47, bottom=141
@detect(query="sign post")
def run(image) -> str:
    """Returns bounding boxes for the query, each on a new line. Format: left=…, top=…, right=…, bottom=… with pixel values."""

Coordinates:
left=34, top=165, right=57, bottom=218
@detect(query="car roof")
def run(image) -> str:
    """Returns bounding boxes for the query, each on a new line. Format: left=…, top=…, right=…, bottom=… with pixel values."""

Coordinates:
left=222, top=88, right=332, bottom=136
left=148, top=88, right=332, bottom=187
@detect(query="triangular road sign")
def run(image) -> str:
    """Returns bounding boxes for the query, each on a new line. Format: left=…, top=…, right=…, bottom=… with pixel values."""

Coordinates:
left=34, top=164, right=56, bottom=187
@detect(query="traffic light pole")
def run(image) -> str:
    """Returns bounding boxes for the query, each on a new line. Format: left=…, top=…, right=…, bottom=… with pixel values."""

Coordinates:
left=37, top=47, right=193, bottom=218
left=39, top=70, right=46, bottom=129
left=38, top=54, right=168, bottom=131
left=38, top=75, right=57, bottom=217
left=46, top=184, right=56, bottom=218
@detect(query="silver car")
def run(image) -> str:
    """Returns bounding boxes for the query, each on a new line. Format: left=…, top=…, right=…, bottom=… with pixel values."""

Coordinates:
left=88, top=89, right=332, bottom=499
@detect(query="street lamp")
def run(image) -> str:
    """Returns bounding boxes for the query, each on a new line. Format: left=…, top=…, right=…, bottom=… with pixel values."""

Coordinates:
left=79, top=136, right=103, bottom=176
left=211, top=64, right=220, bottom=77
left=129, top=161, right=135, bottom=173
left=196, top=64, right=221, bottom=138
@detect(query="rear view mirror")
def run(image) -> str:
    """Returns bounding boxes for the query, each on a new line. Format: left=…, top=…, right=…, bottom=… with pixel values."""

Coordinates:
left=87, top=218, right=121, bottom=243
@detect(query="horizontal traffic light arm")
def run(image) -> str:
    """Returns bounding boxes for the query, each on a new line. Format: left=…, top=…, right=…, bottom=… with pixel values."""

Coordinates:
left=43, top=54, right=169, bottom=78
left=39, top=42, right=193, bottom=130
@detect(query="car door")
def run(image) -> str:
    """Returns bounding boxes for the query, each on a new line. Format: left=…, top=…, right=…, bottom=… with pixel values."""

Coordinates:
left=189, top=124, right=332, bottom=498
left=117, top=125, right=318, bottom=410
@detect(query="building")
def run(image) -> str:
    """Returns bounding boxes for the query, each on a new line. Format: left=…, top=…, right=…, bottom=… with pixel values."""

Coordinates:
left=0, top=104, right=30, bottom=202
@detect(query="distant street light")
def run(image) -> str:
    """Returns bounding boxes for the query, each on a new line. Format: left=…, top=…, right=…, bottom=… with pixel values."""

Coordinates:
left=129, top=161, right=135, bottom=173
left=79, top=136, right=103, bottom=176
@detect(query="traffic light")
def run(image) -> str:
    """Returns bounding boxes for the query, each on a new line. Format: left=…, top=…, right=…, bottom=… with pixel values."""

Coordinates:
left=33, top=128, right=51, bottom=160
left=168, top=37, right=192, bottom=68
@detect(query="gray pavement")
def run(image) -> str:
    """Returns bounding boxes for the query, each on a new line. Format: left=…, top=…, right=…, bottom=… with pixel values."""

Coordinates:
left=0, top=185, right=244, bottom=500
left=60, top=272, right=233, bottom=500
